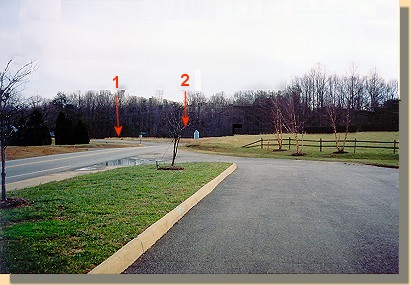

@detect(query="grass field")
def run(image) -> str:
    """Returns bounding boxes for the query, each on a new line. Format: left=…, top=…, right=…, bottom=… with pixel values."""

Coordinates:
left=0, top=162, right=231, bottom=273
left=185, top=132, right=399, bottom=167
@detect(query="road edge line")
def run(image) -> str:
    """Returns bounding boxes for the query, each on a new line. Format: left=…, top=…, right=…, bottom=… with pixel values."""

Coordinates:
left=88, top=162, right=237, bottom=274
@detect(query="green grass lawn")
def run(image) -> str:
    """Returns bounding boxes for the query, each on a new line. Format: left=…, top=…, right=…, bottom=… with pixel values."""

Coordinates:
left=0, top=162, right=231, bottom=274
left=185, top=132, right=399, bottom=167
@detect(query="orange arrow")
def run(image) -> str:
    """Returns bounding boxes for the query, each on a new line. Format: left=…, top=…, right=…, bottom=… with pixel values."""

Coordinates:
left=114, top=125, right=122, bottom=137
left=181, top=90, right=189, bottom=126
left=114, top=95, right=123, bottom=137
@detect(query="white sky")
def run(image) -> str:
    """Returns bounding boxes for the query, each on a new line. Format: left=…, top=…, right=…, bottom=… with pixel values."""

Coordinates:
left=0, top=0, right=399, bottom=102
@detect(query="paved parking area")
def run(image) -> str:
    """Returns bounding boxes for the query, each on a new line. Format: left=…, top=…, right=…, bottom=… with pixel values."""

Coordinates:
left=124, top=157, right=399, bottom=274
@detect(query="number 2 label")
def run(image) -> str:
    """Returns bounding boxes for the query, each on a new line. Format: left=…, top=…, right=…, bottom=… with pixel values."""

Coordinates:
left=181, top=74, right=189, bottom=86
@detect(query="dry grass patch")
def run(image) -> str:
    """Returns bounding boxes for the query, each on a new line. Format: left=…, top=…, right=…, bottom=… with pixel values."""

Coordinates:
left=6, top=141, right=140, bottom=160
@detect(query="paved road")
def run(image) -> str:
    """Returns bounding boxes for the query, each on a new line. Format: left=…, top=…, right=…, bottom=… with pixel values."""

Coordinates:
left=5, top=141, right=175, bottom=184
left=124, top=156, right=399, bottom=274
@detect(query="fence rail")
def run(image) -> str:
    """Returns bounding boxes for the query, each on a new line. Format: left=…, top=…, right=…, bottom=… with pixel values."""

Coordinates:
left=242, top=137, right=399, bottom=154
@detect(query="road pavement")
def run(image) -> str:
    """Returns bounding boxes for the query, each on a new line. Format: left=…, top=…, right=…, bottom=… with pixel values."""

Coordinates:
left=5, top=141, right=173, bottom=184
left=124, top=156, right=399, bottom=274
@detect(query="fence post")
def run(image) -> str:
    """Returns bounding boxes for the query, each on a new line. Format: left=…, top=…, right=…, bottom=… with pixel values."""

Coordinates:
left=320, top=138, right=322, bottom=152
left=394, top=140, right=397, bottom=154
left=354, top=138, right=357, bottom=154
left=267, top=140, right=270, bottom=149
left=260, top=138, right=263, bottom=149
left=288, top=137, right=291, bottom=150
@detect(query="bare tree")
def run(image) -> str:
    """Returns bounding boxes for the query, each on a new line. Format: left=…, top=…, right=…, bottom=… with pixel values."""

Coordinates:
left=253, top=91, right=285, bottom=150
left=208, top=91, right=230, bottom=136
left=312, top=63, right=327, bottom=126
left=187, top=91, right=206, bottom=130
left=167, top=108, right=186, bottom=167
left=233, top=90, right=255, bottom=105
left=0, top=59, right=37, bottom=201
left=299, top=73, right=315, bottom=121
left=384, top=79, right=399, bottom=101
left=325, top=74, right=347, bottom=152
left=284, top=80, right=304, bottom=155
left=340, top=78, right=352, bottom=152
left=339, top=65, right=363, bottom=151
left=365, top=69, right=386, bottom=111
left=346, top=64, right=365, bottom=113
left=287, top=98, right=300, bottom=154
left=27, top=94, right=44, bottom=109
left=273, top=91, right=286, bottom=150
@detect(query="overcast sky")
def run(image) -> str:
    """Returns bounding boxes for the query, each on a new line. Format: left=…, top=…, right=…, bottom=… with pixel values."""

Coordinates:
left=0, top=0, right=399, bottom=102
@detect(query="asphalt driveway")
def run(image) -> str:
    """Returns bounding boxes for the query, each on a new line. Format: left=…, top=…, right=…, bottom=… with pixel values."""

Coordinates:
left=124, top=156, right=399, bottom=274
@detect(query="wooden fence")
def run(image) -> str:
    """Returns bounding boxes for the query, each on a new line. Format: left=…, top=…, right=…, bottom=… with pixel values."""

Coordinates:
left=242, top=137, right=399, bottom=154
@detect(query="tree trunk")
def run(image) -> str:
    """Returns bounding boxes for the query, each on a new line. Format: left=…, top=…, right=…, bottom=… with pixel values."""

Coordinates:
left=275, top=107, right=283, bottom=150
left=276, top=131, right=283, bottom=150
left=294, top=131, right=300, bottom=154
left=341, top=106, right=350, bottom=152
left=331, top=116, right=341, bottom=152
left=171, top=139, right=177, bottom=166
left=1, top=128, right=6, bottom=201
left=171, top=136, right=180, bottom=166
left=332, top=125, right=341, bottom=152
left=328, top=105, right=342, bottom=152
left=292, top=113, right=300, bottom=154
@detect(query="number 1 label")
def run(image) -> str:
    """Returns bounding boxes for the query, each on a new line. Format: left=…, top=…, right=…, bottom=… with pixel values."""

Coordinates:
left=113, top=76, right=119, bottom=88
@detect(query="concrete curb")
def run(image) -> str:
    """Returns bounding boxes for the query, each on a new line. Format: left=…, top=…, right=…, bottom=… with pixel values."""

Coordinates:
left=88, top=163, right=237, bottom=274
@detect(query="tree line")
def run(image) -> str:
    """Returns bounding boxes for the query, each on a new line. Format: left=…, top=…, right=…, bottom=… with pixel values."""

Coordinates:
left=9, top=64, right=398, bottom=147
